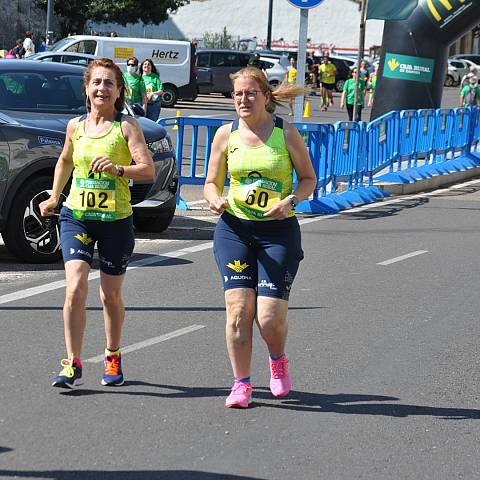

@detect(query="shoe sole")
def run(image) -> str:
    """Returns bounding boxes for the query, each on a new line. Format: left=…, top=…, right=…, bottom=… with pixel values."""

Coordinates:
left=52, top=380, right=81, bottom=389
left=101, top=379, right=125, bottom=386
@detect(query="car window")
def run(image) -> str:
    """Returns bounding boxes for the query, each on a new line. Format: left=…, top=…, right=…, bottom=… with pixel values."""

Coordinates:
left=65, top=40, right=97, bottom=55
left=197, top=53, right=210, bottom=67
left=261, top=60, right=274, bottom=69
left=238, top=53, right=252, bottom=67
left=63, top=55, right=91, bottom=66
left=0, top=71, right=86, bottom=113
left=39, top=55, right=56, bottom=63
left=450, top=61, right=465, bottom=68
left=211, top=52, right=237, bottom=67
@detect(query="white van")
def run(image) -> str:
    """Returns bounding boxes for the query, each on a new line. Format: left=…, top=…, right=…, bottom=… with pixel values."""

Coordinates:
left=50, top=35, right=197, bottom=107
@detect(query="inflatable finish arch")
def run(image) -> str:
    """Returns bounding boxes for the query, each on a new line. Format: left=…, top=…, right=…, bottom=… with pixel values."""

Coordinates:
left=371, top=0, right=480, bottom=120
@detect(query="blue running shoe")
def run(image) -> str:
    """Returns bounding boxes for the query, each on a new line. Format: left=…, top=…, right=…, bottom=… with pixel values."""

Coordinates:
left=101, top=350, right=124, bottom=386
left=52, top=355, right=82, bottom=389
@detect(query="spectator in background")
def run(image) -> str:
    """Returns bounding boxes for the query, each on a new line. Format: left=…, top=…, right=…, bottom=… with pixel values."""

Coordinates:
left=38, top=36, right=47, bottom=53
left=23, top=31, right=35, bottom=58
left=367, top=63, right=378, bottom=107
left=460, top=73, right=480, bottom=107
left=123, top=57, right=148, bottom=114
left=12, top=39, right=24, bottom=59
left=140, top=58, right=164, bottom=122
left=461, top=65, right=478, bottom=89
left=286, top=57, right=297, bottom=116
left=110, top=31, right=118, bottom=37
left=340, top=67, right=366, bottom=121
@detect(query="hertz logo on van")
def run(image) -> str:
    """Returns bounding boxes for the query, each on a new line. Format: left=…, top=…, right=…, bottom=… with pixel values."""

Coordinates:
left=423, top=0, right=471, bottom=26
left=151, top=49, right=180, bottom=62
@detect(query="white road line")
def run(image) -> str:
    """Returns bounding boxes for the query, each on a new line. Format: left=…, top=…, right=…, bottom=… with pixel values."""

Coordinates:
left=0, top=242, right=213, bottom=305
left=377, top=250, right=429, bottom=266
left=1, top=178, right=479, bottom=305
left=84, top=325, right=206, bottom=363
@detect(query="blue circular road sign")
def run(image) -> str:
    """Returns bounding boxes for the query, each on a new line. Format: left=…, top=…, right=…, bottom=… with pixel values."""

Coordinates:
left=287, top=0, right=325, bottom=8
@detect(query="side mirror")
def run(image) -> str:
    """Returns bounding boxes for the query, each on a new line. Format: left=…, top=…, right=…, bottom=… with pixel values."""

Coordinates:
left=131, top=103, right=145, bottom=116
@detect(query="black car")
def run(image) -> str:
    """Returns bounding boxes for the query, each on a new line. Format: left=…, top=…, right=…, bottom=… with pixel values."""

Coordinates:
left=196, top=49, right=254, bottom=96
left=0, top=61, right=178, bottom=263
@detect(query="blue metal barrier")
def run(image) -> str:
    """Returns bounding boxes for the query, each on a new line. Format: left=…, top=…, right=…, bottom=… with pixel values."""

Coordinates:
left=161, top=106, right=480, bottom=215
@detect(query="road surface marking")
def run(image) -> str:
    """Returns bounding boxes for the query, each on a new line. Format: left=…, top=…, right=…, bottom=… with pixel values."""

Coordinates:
left=84, top=325, right=206, bottom=363
left=377, top=250, right=429, bottom=266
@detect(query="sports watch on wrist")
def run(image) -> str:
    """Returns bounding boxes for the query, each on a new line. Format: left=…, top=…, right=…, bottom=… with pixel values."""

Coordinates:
left=287, top=194, right=299, bottom=209
left=116, top=165, right=125, bottom=177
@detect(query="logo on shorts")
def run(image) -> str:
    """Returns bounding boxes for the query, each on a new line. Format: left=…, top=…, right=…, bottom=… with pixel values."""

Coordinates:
left=258, top=279, right=277, bottom=290
left=227, top=260, right=249, bottom=272
left=74, top=233, right=93, bottom=245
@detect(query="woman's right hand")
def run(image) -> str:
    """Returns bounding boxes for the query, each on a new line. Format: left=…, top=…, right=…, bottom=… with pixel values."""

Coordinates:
left=39, top=197, right=58, bottom=217
left=208, top=197, right=227, bottom=215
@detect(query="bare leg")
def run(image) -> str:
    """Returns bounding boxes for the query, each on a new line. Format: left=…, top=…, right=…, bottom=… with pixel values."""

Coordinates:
left=63, top=260, right=90, bottom=358
left=100, top=272, right=126, bottom=351
left=225, top=288, right=256, bottom=379
left=256, top=296, right=289, bottom=357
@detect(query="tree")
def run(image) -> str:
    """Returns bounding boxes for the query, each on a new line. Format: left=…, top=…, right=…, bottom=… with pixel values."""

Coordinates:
left=203, top=27, right=233, bottom=49
left=35, top=0, right=190, bottom=37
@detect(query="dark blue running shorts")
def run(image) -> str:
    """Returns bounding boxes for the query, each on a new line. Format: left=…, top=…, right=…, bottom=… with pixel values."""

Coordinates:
left=59, top=206, right=135, bottom=275
left=213, top=212, right=304, bottom=301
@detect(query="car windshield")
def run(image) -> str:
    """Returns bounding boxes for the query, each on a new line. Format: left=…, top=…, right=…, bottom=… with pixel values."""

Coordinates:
left=0, top=71, right=87, bottom=114
left=49, top=37, right=73, bottom=51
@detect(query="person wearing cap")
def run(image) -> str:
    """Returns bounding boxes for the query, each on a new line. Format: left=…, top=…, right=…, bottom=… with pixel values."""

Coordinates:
left=460, top=74, right=480, bottom=107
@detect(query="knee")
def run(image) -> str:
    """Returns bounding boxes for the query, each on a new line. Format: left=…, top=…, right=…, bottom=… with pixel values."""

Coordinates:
left=226, top=303, right=254, bottom=333
left=258, top=313, right=286, bottom=336
left=100, top=288, right=122, bottom=307
left=65, top=282, right=87, bottom=309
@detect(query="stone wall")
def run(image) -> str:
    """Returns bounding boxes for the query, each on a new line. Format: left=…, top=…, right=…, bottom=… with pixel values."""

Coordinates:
left=0, top=0, right=48, bottom=50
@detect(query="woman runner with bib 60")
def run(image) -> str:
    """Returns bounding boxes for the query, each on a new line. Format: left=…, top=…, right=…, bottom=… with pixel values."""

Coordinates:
left=204, top=67, right=316, bottom=408
left=39, top=58, right=154, bottom=389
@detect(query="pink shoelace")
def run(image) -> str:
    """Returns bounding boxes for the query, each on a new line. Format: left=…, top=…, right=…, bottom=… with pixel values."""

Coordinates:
left=271, top=358, right=288, bottom=379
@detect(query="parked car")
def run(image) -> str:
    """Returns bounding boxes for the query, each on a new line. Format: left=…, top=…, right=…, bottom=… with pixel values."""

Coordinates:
left=259, top=56, right=288, bottom=87
left=25, top=51, right=98, bottom=66
left=450, top=53, right=480, bottom=67
left=445, top=59, right=470, bottom=86
left=196, top=49, right=253, bottom=96
left=0, top=61, right=178, bottom=263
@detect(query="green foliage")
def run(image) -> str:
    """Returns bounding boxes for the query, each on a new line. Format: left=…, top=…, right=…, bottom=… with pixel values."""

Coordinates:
left=35, top=0, right=190, bottom=37
left=203, top=27, right=233, bottom=49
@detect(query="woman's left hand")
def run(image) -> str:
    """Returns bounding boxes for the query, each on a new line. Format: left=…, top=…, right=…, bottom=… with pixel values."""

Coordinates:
left=90, top=156, right=117, bottom=175
left=263, top=199, right=292, bottom=220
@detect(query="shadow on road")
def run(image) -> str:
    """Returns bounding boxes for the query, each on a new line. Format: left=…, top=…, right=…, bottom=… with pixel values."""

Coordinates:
left=0, top=471, right=266, bottom=480
left=58, top=383, right=480, bottom=420
left=338, top=197, right=430, bottom=220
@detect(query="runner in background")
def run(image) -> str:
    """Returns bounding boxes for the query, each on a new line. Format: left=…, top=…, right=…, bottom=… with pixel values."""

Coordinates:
left=286, top=57, right=297, bottom=116
left=319, top=53, right=337, bottom=111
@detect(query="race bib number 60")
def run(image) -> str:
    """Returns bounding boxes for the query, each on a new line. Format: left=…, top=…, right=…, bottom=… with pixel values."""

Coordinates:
left=235, top=176, right=282, bottom=218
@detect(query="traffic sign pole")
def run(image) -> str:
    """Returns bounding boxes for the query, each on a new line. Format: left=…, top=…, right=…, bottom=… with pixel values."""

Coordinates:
left=294, top=8, right=308, bottom=121
left=287, top=0, right=325, bottom=121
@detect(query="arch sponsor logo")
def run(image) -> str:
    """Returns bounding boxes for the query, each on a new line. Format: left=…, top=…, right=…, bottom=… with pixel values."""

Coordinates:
left=422, top=0, right=473, bottom=28
left=383, top=53, right=435, bottom=83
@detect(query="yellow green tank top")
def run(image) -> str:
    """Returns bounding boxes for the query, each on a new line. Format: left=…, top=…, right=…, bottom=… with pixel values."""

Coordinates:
left=226, top=116, right=294, bottom=221
left=65, top=113, right=132, bottom=221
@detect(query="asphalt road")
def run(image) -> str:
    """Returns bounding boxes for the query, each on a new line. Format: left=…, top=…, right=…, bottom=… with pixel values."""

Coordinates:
left=1, top=86, right=480, bottom=480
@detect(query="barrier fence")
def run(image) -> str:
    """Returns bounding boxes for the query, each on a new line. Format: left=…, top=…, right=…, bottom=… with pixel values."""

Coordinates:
left=159, top=106, right=480, bottom=213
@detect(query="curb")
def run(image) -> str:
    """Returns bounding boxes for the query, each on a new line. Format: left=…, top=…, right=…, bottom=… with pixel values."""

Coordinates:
left=374, top=166, right=480, bottom=196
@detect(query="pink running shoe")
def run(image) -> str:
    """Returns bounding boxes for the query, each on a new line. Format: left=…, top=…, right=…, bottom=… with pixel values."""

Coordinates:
left=269, top=356, right=291, bottom=397
left=225, top=381, right=252, bottom=408
left=329, top=99, right=334, bottom=108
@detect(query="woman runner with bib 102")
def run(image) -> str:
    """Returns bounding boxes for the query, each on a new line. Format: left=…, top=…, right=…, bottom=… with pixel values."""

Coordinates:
left=39, top=58, right=155, bottom=389
left=204, top=67, right=316, bottom=408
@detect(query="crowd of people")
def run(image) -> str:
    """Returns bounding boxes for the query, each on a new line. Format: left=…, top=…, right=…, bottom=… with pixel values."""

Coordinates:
left=4, top=31, right=52, bottom=59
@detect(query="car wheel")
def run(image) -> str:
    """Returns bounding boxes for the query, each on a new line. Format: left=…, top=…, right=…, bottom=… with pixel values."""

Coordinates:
left=133, top=197, right=176, bottom=233
left=161, top=85, right=178, bottom=108
left=335, top=79, right=345, bottom=92
left=444, top=75, right=455, bottom=87
left=3, top=176, right=66, bottom=263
